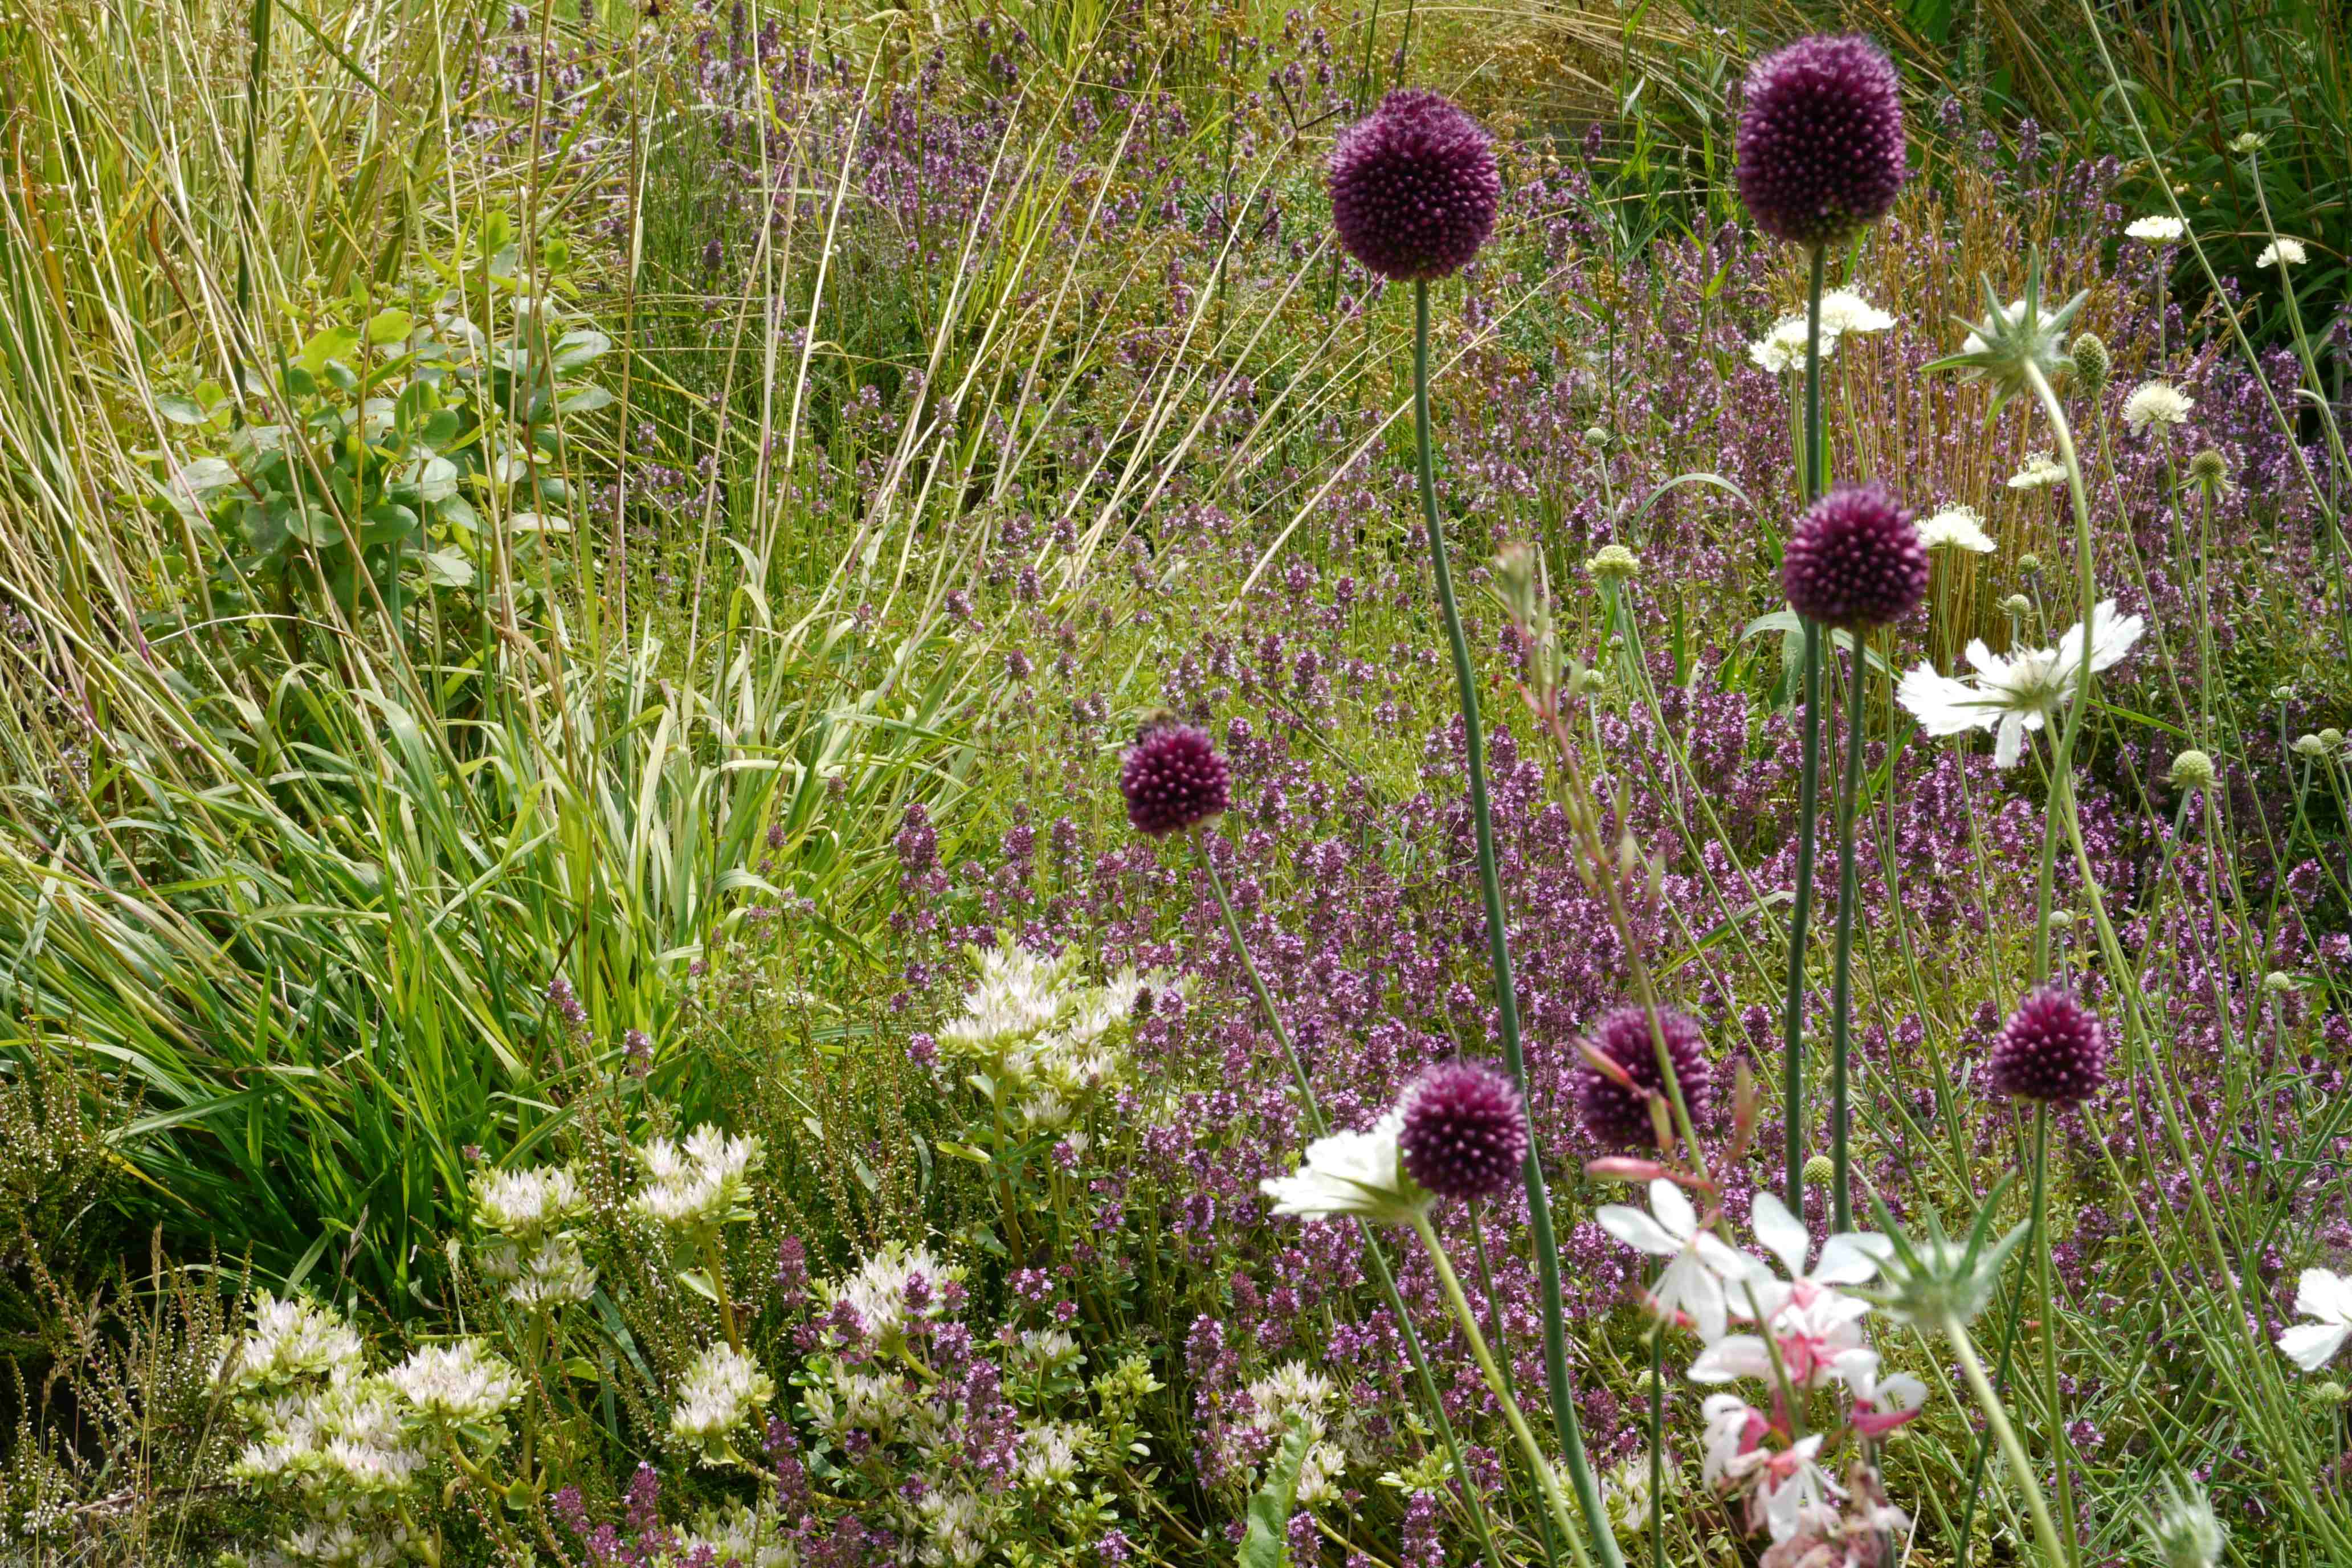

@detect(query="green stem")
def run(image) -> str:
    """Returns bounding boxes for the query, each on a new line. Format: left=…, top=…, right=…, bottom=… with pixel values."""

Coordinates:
left=2020, top=356, right=2095, bottom=986
left=1947, top=1317, right=2071, bottom=1568
left=1203, top=844, right=1517, bottom=1568
left=704, top=1234, right=740, bottom=1353
left=1953, top=1232, right=2035, bottom=1566
left=1827, top=636, right=1867, bottom=1232
left=1781, top=244, right=1831, bottom=1212
left=2031, top=1104, right=2081, bottom=1567
left=1412, top=277, right=1621, bottom=1568
left=1413, top=1211, right=1592, bottom=1563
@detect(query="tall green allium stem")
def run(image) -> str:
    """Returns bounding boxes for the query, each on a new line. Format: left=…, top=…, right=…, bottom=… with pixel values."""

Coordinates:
left=1781, top=242, right=1830, bottom=1211
left=1947, top=1315, right=2072, bottom=1568
left=1202, top=848, right=1520, bottom=1568
left=1826, top=638, right=1867, bottom=1231
left=1411, top=279, right=1622, bottom=1568
left=2028, top=1103, right=2079, bottom=1568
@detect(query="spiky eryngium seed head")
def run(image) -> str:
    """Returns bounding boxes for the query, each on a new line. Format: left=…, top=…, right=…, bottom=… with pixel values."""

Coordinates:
left=1931, top=251, right=2089, bottom=414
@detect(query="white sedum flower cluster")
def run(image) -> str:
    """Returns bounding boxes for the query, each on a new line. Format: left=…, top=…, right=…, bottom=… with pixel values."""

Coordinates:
left=936, top=938, right=1178, bottom=1130
left=219, top=1295, right=517, bottom=1566
left=668, top=1342, right=776, bottom=1462
left=631, top=1125, right=765, bottom=1235
left=471, top=1162, right=598, bottom=1309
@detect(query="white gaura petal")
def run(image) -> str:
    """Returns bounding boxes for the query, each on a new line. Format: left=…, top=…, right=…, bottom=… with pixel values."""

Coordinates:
left=1687, top=1334, right=1773, bottom=1385
left=1661, top=1252, right=1731, bottom=1345
left=2278, top=1321, right=2352, bottom=1373
left=1877, top=1371, right=1927, bottom=1411
left=1597, top=1204, right=1681, bottom=1257
left=1648, top=1179, right=1699, bottom=1242
left=1814, top=1232, right=1893, bottom=1285
left=1747, top=1193, right=1811, bottom=1279
left=1695, top=1234, right=1771, bottom=1285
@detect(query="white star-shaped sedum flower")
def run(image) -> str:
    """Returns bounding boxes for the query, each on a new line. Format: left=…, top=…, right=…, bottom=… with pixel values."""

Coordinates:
left=1897, top=600, right=2146, bottom=767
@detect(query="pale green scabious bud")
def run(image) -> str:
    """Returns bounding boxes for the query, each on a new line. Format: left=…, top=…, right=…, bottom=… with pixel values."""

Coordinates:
left=2001, top=593, right=2033, bottom=617
left=2293, top=733, right=2329, bottom=758
left=2312, top=1380, right=2349, bottom=1406
left=2017, top=553, right=2041, bottom=574
left=2068, top=331, right=2110, bottom=394
left=2188, top=448, right=2230, bottom=493
left=1585, top=544, right=1640, bottom=582
left=1584, top=426, right=1611, bottom=448
left=2264, top=971, right=2297, bottom=995
left=1930, top=250, right=2090, bottom=414
left=1802, top=1152, right=1835, bottom=1186
left=2138, top=1475, right=2225, bottom=1568
left=2168, top=749, right=2217, bottom=791
left=1869, top=1186, right=2031, bottom=1333
left=2321, top=728, right=2345, bottom=752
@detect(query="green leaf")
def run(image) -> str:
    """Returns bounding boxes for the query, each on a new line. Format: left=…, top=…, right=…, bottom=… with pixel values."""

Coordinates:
left=550, top=328, right=611, bottom=370
left=557, top=383, right=614, bottom=414
left=157, top=393, right=209, bottom=425
left=1239, top=1415, right=1313, bottom=1568
left=296, top=324, right=361, bottom=375
left=677, top=1267, right=721, bottom=1304
left=365, top=308, right=414, bottom=345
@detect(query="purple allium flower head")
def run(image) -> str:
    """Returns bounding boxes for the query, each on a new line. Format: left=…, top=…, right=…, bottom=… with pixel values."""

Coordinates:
left=1399, top=1061, right=1529, bottom=1202
left=1327, top=90, right=1501, bottom=281
left=1987, top=987, right=2109, bottom=1105
left=1736, top=35, right=1908, bottom=248
left=1781, top=482, right=1928, bottom=628
left=1574, top=1006, right=1712, bottom=1148
left=1120, top=719, right=1230, bottom=835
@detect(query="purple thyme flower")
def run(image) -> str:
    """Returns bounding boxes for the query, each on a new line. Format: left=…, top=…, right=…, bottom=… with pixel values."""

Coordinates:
left=1781, top=482, right=1928, bottom=628
left=1736, top=35, right=1908, bottom=248
left=1327, top=90, right=1500, bottom=281
left=1120, top=720, right=1231, bottom=836
left=1399, top=1060, right=1529, bottom=1202
left=1987, top=987, right=2109, bottom=1105
left=1574, top=1006, right=1712, bottom=1149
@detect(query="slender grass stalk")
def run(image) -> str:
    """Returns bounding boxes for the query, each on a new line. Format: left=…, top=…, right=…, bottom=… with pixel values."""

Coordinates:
left=1411, top=277, right=1621, bottom=1568
left=1200, top=844, right=1516, bottom=1568
left=1781, top=242, right=1830, bottom=1212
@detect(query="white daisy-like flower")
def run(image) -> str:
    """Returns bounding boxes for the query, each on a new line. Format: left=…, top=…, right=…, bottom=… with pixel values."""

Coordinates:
left=669, top=1343, right=775, bottom=1453
left=1261, top=1108, right=1427, bottom=1224
left=2280, top=1267, right=2352, bottom=1371
left=2125, top=215, right=2185, bottom=242
left=2257, top=238, right=2308, bottom=269
left=1917, top=505, right=1995, bottom=553
left=1595, top=1179, right=1761, bottom=1344
left=2123, top=381, right=2195, bottom=434
left=1816, top=289, right=1896, bottom=335
left=387, top=1340, right=521, bottom=1425
left=2006, top=452, right=2068, bottom=491
left=1896, top=599, right=2147, bottom=767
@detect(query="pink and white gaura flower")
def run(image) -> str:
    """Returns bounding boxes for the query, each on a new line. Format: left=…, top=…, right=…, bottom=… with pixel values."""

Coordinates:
left=1690, top=1194, right=1889, bottom=1389
left=1596, top=1179, right=1757, bottom=1343
left=1831, top=1348, right=1928, bottom=1436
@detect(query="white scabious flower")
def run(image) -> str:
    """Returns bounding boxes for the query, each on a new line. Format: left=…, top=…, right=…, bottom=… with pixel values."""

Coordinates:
left=2280, top=1267, right=2352, bottom=1371
left=1896, top=600, right=2146, bottom=767
left=630, top=1124, right=764, bottom=1234
left=2123, top=380, right=2195, bottom=434
left=2257, top=237, right=2308, bottom=268
left=1816, top=289, right=1896, bottom=335
left=219, top=1293, right=366, bottom=1394
left=386, top=1340, right=521, bottom=1426
left=2125, top=215, right=2185, bottom=242
left=669, top=1343, right=775, bottom=1457
left=1260, top=1109, right=1428, bottom=1225
left=1747, top=313, right=1828, bottom=374
left=1917, top=505, right=1994, bottom=553
left=471, top=1165, right=588, bottom=1243
left=2006, top=451, right=2068, bottom=490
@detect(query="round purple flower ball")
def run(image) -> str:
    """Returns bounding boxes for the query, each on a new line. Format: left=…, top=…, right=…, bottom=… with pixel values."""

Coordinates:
left=1328, top=90, right=1501, bottom=283
left=1781, top=483, right=1929, bottom=629
left=1736, top=35, right=1908, bottom=248
left=1986, top=987, right=2109, bottom=1105
left=1120, top=720, right=1230, bottom=836
left=1399, top=1061, right=1529, bottom=1202
left=1574, top=1006, right=1712, bottom=1149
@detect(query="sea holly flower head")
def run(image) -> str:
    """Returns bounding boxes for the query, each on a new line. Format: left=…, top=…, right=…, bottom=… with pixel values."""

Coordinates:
left=1865, top=1181, right=2030, bottom=1332
left=1595, top=1178, right=1757, bottom=1343
left=1261, top=1108, right=1430, bottom=1226
left=1930, top=252, right=2089, bottom=414
left=1896, top=599, right=2145, bottom=767
left=2280, top=1267, right=2352, bottom=1371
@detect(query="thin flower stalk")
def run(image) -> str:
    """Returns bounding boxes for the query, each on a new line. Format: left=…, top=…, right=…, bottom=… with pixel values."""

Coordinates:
left=1781, top=242, right=1831, bottom=1214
